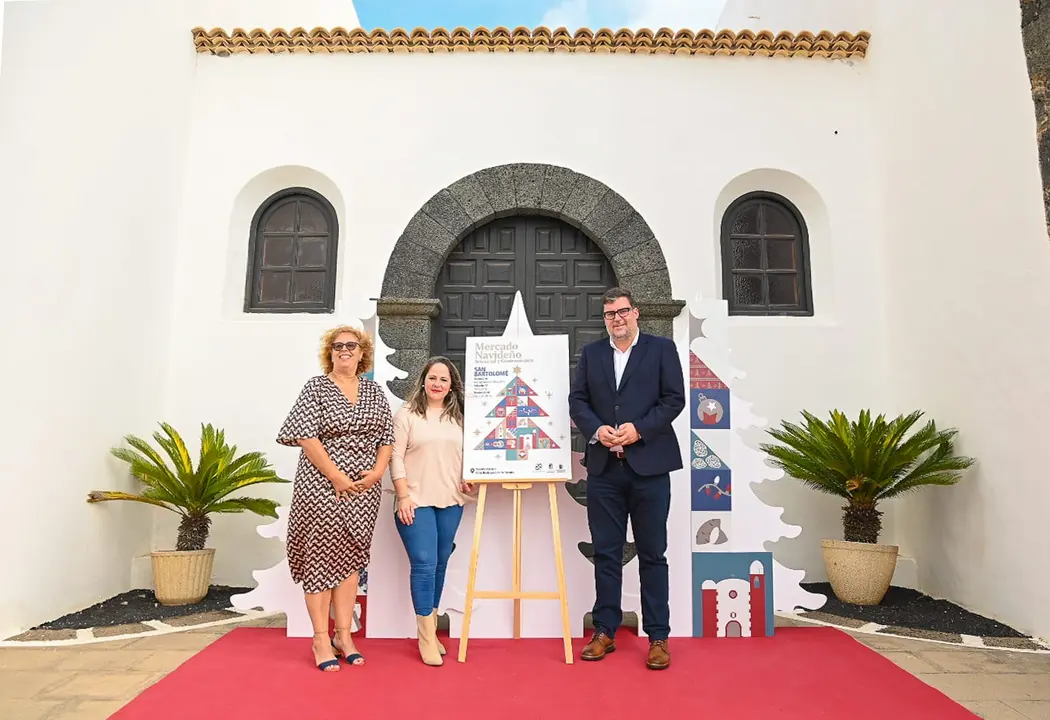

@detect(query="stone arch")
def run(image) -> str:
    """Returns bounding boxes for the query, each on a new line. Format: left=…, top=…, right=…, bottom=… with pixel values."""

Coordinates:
left=377, top=162, right=684, bottom=398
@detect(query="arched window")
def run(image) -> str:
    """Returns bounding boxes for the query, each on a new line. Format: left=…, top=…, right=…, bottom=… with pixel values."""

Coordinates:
left=244, top=187, right=339, bottom=313
left=720, top=192, right=813, bottom=316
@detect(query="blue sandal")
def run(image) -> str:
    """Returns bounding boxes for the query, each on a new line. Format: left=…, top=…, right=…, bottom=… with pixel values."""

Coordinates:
left=333, top=628, right=365, bottom=666
left=314, top=632, right=341, bottom=672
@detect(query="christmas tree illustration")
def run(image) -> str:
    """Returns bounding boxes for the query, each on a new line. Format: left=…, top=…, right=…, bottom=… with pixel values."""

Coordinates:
left=687, top=298, right=826, bottom=618
left=476, top=366, right=561, bottom=461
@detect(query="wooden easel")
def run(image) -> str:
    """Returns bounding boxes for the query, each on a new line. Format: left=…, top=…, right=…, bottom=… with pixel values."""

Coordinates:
left=456, top=476, right=573, bottom=664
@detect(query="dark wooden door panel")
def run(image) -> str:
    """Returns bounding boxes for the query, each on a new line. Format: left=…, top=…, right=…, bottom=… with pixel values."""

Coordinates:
left=432, top=215, right=616, bottom=384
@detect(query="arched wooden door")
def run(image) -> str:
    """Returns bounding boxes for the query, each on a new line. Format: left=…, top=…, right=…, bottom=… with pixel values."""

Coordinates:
left=433, top=214, right=622, bottom=566
left=431, top=214, right=617, bottom=390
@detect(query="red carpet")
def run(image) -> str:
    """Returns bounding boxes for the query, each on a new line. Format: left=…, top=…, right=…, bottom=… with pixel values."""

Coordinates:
left=112, top=626, right=975, bottom=719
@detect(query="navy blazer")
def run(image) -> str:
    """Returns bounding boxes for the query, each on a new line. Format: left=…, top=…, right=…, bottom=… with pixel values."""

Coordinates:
left=568, top=332, right=686, bottom=478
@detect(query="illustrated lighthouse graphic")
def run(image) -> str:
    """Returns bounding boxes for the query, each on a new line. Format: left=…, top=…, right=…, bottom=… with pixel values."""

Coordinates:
left=476, top=368, right=560, bottom=461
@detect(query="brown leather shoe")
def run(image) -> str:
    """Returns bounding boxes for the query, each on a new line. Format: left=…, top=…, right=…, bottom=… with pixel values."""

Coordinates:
left=646, top=639, right=670, bottom=670
left=580, top=630, right=616, bottom=661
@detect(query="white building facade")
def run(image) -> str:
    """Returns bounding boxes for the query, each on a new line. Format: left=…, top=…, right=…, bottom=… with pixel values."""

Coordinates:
left=1, top=0, right=1047, bottom=643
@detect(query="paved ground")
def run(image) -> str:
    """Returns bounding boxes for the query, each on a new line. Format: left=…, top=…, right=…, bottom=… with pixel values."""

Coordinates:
left=2, top=615, right=1049, bottom=719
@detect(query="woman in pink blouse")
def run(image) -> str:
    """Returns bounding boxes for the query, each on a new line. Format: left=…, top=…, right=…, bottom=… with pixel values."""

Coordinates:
left=390, top=356, right=473, bottom=666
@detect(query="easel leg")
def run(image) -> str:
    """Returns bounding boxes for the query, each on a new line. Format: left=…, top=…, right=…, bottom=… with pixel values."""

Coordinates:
left=548, top=482, right=573, bottom=664
left=458, top=483, right=488, bottom=663
left=512, top=487, right=523, bottom=639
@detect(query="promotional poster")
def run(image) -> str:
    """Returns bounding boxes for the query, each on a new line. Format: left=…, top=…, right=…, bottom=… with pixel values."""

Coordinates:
left=463, top=334, right=572, bottom=482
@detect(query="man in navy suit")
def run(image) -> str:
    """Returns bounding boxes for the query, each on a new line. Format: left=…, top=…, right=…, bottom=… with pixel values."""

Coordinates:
left=568, top=287, right=685, bottom=670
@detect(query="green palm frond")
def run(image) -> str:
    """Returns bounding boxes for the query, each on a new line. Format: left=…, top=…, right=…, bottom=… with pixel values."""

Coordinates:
left=760, top=409, right=976, bottom=505
left=110, top=443, right=192, bottom=508
left=89, top=422, right=291, bottom=549
left=87, top=490, right=176, bottom=512
left=153, top=422, right=194, bottom=478
left=207, top=497, right=281, bottom=517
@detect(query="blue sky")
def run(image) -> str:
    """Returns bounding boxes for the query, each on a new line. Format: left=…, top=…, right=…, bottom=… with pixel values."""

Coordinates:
left=355, top=0, right=728, bottom=32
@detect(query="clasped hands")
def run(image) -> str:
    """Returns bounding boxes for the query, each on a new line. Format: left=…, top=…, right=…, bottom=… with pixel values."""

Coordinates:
left=330, top=468, right=381, bottom=500
left=597, top=422, right=640, bottom=448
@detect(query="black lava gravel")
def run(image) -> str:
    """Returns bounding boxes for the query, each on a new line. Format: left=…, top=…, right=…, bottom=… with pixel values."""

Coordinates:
left=34, top=585, right=251, bottom=630
left=35, top=580, right=1030, bottom=639
left=802, top=582, right=1026, bottom=638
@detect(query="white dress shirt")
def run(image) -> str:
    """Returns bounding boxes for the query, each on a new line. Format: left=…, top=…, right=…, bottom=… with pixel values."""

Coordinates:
left=611, top=331, right=639, bottom=390
left=590, top=332, right=640, bottom=448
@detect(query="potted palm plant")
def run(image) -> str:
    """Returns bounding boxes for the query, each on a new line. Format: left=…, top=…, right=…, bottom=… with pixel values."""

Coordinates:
left=760, top=409, right=975, bottom=605
left=88, top=422, right=290, bottom=606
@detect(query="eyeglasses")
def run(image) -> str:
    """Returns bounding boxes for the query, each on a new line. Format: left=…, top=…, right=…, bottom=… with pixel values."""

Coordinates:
left=331, top=341, right=359, bottom=352
left=602, top=307, right=633, bottom=320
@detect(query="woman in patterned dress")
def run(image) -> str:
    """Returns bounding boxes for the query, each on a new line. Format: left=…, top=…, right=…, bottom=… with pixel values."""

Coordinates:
left=277, top=325, right=394, bottom=672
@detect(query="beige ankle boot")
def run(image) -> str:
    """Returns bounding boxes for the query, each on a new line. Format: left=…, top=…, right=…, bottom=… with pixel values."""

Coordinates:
left=432, top=610, right=446, bottom=656
left=416, top=613, right=443, bottom=666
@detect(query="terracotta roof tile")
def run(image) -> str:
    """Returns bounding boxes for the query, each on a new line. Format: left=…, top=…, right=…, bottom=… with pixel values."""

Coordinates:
left=191, top=26, right=870, bottom=58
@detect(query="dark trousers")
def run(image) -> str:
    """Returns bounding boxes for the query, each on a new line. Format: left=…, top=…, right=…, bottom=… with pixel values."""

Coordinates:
left=586, top=457, right=671, bottom=641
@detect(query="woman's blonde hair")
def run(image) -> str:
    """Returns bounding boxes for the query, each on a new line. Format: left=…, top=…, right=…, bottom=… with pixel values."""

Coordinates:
left=318, top=325, right=374, bottom=376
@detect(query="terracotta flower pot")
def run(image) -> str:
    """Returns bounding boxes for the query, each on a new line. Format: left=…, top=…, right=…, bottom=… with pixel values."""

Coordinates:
left=150, top=549, right=215, bottom=606
left=820, top=539, right=898, bottom=605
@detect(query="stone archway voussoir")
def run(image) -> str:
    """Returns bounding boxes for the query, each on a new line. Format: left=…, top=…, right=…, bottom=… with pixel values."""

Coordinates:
left=378, top=162, right=683, bottom=398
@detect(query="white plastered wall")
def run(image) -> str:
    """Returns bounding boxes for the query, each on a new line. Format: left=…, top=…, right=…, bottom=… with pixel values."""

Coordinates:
left=717, top=0, right=872, bottom=33
left=0, top=0, right=196, bottom=639
left=870, top=0, right=1050, bottom=640
left=24, top=0, right=1048, bottom=642
left=190, top=0, right=360, bottom=32
left=165, top=46, right=885, bottom=609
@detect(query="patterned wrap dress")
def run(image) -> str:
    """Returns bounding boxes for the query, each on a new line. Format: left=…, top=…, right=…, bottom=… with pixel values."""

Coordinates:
left=277, top=375, right=395, bottom=593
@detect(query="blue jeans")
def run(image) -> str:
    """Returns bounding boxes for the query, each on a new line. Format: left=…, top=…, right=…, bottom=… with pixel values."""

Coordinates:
left=394, top=504, right=464, bottom=616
